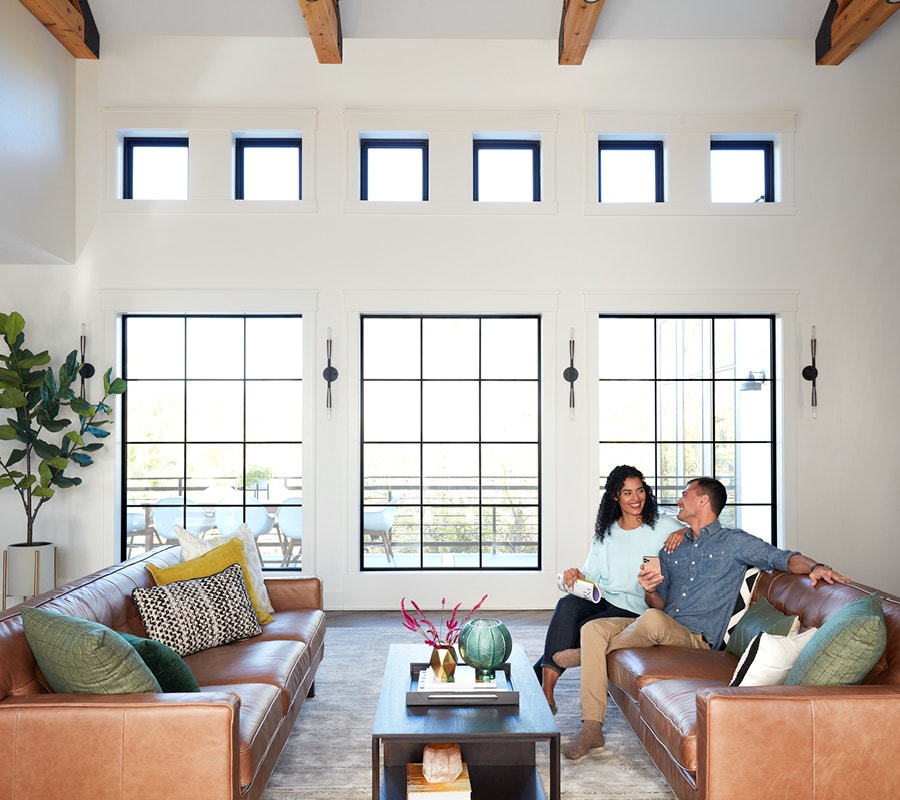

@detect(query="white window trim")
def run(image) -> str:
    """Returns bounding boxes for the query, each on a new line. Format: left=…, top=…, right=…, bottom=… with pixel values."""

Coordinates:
left=98, top=290, right=319, bottom=570
left=582, top=289, right=799, bottom=553
left=343, top=109, right=559, bottom=215
left=340, top=290, right=561, bottom=610
left=584, top=112, right=796, bottom=216
left=101, top=108, right=319, bottom=213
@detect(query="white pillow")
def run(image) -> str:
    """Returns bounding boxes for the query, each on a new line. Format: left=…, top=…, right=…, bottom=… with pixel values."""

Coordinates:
left=730, top=626, right=819, bottom=687
left=174, top=524, right=275, bottom=614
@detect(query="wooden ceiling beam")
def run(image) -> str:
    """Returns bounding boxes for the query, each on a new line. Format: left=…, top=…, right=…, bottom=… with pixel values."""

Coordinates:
left=816, top=0, right=900, bottom=65
left=558, top=0, right=605, bottom=66
left=19, top=0, right=99, bottom=58
left=297, top=0, right=342, bottom=64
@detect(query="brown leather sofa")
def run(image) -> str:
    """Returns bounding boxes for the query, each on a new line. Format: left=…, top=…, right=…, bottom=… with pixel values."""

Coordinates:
left=0, top=545, right=325, bottom=800
left=606, top=572, right=900, bottom=800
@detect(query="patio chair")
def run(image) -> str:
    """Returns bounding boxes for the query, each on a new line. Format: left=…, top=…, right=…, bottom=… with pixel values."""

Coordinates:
left=152, top=497, right=214, bottom=545
left=214, top=494, right=277, bottom=562
left=363, top=499, right=398, bottom=565
left=277, top=497, right=303, bottom=567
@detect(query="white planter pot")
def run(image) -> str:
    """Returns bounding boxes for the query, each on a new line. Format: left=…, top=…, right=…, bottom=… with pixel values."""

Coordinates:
left=4, top=542, right=57, bottom=603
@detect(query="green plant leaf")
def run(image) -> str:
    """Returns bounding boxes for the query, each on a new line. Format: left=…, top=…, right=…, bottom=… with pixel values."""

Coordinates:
left=4, top=312, right=25, bottom=345
left=79, top=442, right=104, bottom=452
left=0, top=388, right=26, bottom=408
left=38, top=460, right=52, bottom=486
left=0, top=423, right=17, bottom=440
left=32, top=486, right=54, bottom=499
left=42, top=418, right=72, bottom=433
left=53, top=475, right=81, bottom=488
left=0, top=476, right=14, bottom=489
left=5, top=447, right=25, bottom=466
left=65, top=430, right=85, bottom=447
left=32, top=439, right=62, bottom=459
left=44, top=457, right=68, bottom=470
left=69, top=397, right=92, bottom=414
left=108, top=378, right=127, bottom=395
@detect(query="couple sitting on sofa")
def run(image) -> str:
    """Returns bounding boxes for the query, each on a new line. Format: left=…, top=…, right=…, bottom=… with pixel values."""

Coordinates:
left=536, top=466, right=849, bottom=760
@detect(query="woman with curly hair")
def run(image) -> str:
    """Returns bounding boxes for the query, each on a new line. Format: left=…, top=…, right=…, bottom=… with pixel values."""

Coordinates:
left=534, top=464, right=685, bottom=713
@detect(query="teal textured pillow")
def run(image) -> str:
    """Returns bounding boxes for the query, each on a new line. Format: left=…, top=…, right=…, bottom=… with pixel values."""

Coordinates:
left=725, top=597, right=799, bottom=657
left=785, top=592, right=887, bottom=686
left=116, top=632, right=201, bottom=692
left=20, top=607, right=162, bottom=695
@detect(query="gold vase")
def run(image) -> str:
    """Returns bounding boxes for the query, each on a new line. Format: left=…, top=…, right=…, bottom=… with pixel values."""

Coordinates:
left=429, top=645, right=457, bottom=681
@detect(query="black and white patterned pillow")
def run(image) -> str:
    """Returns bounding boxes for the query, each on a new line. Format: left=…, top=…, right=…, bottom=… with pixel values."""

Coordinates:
left=722, top=567, right=762, bottom=648
left=132, top=563, right=262, bottom=657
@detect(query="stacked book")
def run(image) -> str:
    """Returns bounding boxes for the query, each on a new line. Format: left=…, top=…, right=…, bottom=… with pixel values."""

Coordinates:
left=406, top=763, right=471, bottom=799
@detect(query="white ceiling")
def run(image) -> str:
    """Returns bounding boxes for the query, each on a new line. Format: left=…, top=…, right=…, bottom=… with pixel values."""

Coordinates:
left=85, top=0, right=829, bottom=42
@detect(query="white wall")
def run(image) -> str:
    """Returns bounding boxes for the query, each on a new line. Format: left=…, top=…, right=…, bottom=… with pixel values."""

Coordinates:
left=0, top=2, right=75, bottom=264
left=2, top=30, right=899, bottom=608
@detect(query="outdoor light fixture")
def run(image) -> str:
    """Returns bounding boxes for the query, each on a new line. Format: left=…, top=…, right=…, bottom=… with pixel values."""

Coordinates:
left=323, top=327, right=339, bottom=420
left=562, top=328, right=579, bottom=420
left=802, top=325, right=818, bottom=418
left=78, top=323, right=96, bottom=399
left=739, top=370, right=765, bottom=392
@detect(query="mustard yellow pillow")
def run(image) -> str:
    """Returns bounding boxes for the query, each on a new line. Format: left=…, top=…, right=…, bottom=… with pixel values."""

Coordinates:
left=148, top=538, right=274, bottom=624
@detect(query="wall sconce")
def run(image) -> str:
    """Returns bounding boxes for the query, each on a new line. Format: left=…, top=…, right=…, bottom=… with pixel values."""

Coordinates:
left=801, top=325, right=818, bottom=418
left=562, top=328, right=579, bottom=420
left=738, top=370, right=765, bottom=392
left=78, top=323, right=96, bottom=399
left=322, top=327, right=339, bottom=420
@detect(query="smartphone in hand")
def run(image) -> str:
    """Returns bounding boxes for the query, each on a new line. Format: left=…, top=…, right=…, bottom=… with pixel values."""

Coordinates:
left=642, top=556, right=661, bottom=572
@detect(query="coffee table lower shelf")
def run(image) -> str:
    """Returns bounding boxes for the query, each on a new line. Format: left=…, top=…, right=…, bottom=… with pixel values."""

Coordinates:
left=379, top=763, right=547, bottom=800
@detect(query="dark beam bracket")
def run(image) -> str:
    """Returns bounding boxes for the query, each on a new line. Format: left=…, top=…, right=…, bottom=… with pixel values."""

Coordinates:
left=815, top=0, right=839, bottom=63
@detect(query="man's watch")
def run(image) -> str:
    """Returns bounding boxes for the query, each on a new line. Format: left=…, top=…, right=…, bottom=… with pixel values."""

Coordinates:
left=810, top=562, right=832, bottom=573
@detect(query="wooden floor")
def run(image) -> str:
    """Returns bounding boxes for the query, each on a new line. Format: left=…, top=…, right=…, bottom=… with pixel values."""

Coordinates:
left=326, top=609, right=553, bottom=628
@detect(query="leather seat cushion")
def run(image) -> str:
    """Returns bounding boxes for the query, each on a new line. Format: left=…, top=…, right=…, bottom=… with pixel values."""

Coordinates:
left=639, top=679, right=727, bottom=775
left=187, top=639, right=308, bottom=713
left=608, top=646, right=737, bottom=704
left=255, top=609, right=325, bottom=650
left=203, top=683, right=282, bottom=790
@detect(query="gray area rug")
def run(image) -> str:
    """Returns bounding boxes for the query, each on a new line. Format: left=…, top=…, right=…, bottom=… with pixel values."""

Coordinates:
left=261, top=624, right=675, bottom=799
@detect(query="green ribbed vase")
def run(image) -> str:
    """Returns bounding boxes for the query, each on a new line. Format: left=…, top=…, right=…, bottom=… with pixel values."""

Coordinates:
left=458, top=618, right=512, bottom=682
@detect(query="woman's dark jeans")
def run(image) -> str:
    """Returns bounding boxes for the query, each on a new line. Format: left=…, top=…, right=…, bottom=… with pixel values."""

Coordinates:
left=533, top=594, right=638, bottom=682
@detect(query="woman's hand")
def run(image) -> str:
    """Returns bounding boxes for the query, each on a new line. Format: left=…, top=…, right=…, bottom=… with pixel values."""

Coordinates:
left=562, top=568, right=584, bottom=589
left=663, top=527, right=687, bottom=554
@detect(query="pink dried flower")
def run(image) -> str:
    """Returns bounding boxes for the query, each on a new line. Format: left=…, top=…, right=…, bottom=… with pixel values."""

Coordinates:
left=400, top=594, right=489, bottom=647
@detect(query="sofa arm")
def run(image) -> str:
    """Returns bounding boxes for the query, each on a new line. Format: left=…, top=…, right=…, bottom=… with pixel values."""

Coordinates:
left=697, top=684, right=900, bottom=800
left=264, top=574, right=323, bottom=612
left=0, top=692, right=241, bottom=800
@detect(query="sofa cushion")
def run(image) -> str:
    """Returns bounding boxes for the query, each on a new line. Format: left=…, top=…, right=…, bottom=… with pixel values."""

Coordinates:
left=722, top=567, right=761, bottom=649
left=608, top=645, right=737, bottom=704
left=132, top=563, right=262, bottom=657
left=186, top=638, right=310, bottom=714
left=640, top=678, right=723, bottom=775
left=202, top=682, right=283, bottom=790
left=148, top=538, right=274, bottom=624
left=175, top=524, right=275, bottom=615
left=20, top=606, right=162, bottom=695
left=725, top=597, right=799, bottom=657
left=730, top=626, right=818, bottom=687
left=785, top=592, right=887, bottom=686
left=116, top=632, right=201, bottom=692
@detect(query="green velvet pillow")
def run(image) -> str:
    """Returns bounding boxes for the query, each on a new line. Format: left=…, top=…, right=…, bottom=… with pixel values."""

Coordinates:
left=725, top=597, right=799, bottom=657
left=20, top=606, right=162, bottom=695
left=116, top=632, right=201, bottom=692
left=785, top=592, right=887, bottom=686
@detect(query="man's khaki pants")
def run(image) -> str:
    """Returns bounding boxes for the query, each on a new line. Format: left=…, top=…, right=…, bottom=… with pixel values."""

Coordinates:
left=579, top=609, right=710, bottom=723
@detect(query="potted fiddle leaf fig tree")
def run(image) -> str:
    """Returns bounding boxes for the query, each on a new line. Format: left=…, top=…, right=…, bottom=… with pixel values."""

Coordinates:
left=0, top=311, right=126, bottom=600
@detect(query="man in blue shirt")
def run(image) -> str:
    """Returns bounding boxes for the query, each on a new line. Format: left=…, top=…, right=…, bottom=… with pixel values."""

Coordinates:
left=565, top=476, right=850, bottom=760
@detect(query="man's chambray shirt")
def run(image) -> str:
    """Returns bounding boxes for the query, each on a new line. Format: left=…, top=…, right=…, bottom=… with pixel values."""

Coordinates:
left=657, top=520, right=798, bottom=649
